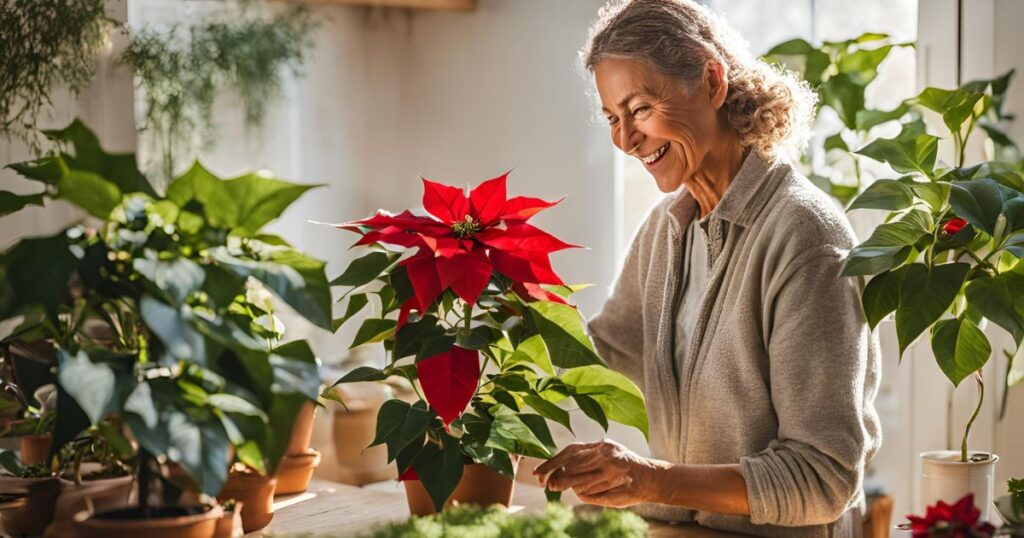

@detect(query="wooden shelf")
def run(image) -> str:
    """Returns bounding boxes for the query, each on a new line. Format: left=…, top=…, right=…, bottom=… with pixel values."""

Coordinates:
left=283, top=0, right=475, bottom=11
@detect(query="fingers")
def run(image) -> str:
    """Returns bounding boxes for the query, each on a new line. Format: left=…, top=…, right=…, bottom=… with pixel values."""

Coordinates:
left=574, top=473, right=632, bottom=497
left=534, top=441, right=598, bottom=479
left=576, top=483, right=636, bottom=508
left=546, top=468, right=601, bottom=492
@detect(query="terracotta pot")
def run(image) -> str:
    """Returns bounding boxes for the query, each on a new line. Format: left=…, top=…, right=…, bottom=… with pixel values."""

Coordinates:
left=216, top=468, right=277, bottom=533
left=72, top=504, right=221, bottom=538
left=19, top=434, right=52, bottom=466
left=332, top=403, right=393, bottom=486
left=403, top=459, right=520, bottom=516
left=286, top=402, right=316, bottom=456
left=45, top=475, right=133, bottom=537
left=0, top=477, right=60, bottom=536
left=213, top=502, right=243, bottom=538
left=275, top=448, right=321, bottom=496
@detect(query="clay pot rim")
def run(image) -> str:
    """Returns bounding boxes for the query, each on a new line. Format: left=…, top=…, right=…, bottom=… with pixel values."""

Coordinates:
left=58, top=474, right=134, bottom=486
left=281, top=448, right=321, bottom=465
left=0, top=494, right=27, bottom=510
left=73, top=503, right=223, bottom=529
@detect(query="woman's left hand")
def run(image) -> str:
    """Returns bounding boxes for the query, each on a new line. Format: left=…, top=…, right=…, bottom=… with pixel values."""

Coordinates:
left=533, top=440, right=658, bottom=508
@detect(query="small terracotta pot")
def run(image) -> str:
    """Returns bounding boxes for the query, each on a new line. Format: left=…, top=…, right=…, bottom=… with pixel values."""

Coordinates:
left=274, top=448, right=321, bottom=496
left=0, top=477, right=60, bottom=536
left=216, top=468, right=277, bottom=533
left=403, top=459, right=520, bottom=516
left=286, top=402, right=316, bottom=456
left=332, top=403, right=393, bottom=486
left=72, top=504, right=221, bottom=538
left=19, top=434, right=52, bottom=466
left=213, top=502, right=243, bottom=538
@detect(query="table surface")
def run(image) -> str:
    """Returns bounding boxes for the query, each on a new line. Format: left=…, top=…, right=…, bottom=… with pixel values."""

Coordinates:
left=248, top=479, right=752, bottom=537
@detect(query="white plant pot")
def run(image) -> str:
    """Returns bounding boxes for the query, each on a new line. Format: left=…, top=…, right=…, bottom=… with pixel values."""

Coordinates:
left=920, top=450, right=999, bottom=521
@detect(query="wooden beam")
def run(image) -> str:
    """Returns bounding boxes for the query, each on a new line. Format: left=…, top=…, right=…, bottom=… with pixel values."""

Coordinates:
left=283, top=0, right=475, bottom=11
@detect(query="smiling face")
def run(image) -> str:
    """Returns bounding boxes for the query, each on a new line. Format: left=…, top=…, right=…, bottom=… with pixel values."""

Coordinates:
left=595, top=56, right=729, bottom=193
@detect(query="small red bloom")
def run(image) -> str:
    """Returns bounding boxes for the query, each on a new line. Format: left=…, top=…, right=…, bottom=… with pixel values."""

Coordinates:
left=906, top=494, right=996, bottom=538
left=339, top=172, right=575, bottom=312
left=944, top=218, right=968, bottom=235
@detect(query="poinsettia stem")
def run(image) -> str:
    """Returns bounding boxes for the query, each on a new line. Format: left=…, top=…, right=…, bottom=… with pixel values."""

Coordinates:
left=961, top=370, right=985, bottom=463
left=463, top=302, right=472, bottom=331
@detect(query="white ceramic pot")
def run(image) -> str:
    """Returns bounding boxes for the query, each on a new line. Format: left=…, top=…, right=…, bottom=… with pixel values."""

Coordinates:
left=920, top=450, right=999, bottom=521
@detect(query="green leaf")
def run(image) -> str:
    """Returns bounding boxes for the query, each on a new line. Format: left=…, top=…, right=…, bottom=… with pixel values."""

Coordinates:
left=208, top=394, right=268, bottom=421
left=55, top=169, right=122, bottom=218
left=521, top=392, right=572, bottom=433
left=821, top=73, right=866, bottom=130
left=331, top=251, right=399, bottom=287
left=855, top=121, right=939, bottom=177
left=266, top=392, right=307, bottom=471
left=269, top=340, right=320, bottom=399
left=931, top=318, right=991, bottom=387
left=140, top=296, right=209, bottom=366
left=949, top=179, right=1013, bottom=235
left=0, top=232, right=76, bottom=322
left=164, top=410, right=231, bottom=496
left=371, top=399, right=432, bottom=462
left=0, top=450, right=24, bottom=475
left=211, top=247, right=333, bottom=331
left=6, top=156, right=67, bottom=185
left=507, top=335, right=555, bottom=376
left=848, top=179, right=914, bottom=211
left=965, top=273, right=1024, bottom=345
left=485, top=406, right=553, bottom=458
left=861, top=267, right=907, bottom=329
left=573, top=393, right=608, bottom=431
left=461, top=442, right=515, bottom=479
left=133, top=254, right=205, bottom=304
left=395, top=316, right=454, bottom=361
left=526, top=302, right=605, bottom=368
left=57, top=349, right=124, bottom=424
left=0, top=190, right=45, bottom=218
left=837, top=45, right=893, bottom=86
left=895, top=263, right=971, bottom=357
left=411, top=431, right=464, bottom=512
left=351, top=318, right=397, bottom=348
left=334, top=293, right=368, bottom=331
left=914, top=87, right=985, bottom=134
left=166, top=162, right=318, bottom=234
left=763, top=38, right=830, bottom=85
left=43, top=119, right=155, bottom=196
left=843, top=211, right=931, bottom=276
left=329, top=366, right=389, bottom=387
left=856, top=103, right=911, bottom=131
left=824, top=133, right=849, bottom=153
left=562, top=365, right=648, bottom=439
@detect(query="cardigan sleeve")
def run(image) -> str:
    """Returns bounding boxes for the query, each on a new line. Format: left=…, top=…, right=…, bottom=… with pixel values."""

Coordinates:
left=739, top=248, right=882, bottom=527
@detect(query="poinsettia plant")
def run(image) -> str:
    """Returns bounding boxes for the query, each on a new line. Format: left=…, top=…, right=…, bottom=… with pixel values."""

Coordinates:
left=327, top=173, right=649, bottom=511
left=906, top=493, right=996, bottom=538
left=842, top=70, right=1023, bottom=462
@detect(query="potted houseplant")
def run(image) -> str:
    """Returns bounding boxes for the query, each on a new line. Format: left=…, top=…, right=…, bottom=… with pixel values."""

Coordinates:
left=0, top=382, right=56, bottom=465
left=842, top=70, right=1021, bottom=518
left=0, top=120, right=331, bottom=536
left=0, top=449, right=61, bottom=536
left=995, top=478, right=1024, bottom=534
left=326, top=173, right=649, bottom=514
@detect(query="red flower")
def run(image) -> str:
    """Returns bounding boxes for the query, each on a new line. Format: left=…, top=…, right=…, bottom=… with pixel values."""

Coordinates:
left=944, top=218, right=968, bottom=235
left=340, top=172, right=576, bottom=313
left=906, top=494, right=996, bottom=537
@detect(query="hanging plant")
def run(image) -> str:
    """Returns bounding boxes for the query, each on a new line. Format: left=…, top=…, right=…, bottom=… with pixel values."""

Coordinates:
left=0, top=0, right=113, bottom=153
left=121, top=5, right=316, bottom=187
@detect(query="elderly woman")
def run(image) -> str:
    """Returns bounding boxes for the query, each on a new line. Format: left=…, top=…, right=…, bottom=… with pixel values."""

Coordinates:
left=533, top=1, right=882, bottom=537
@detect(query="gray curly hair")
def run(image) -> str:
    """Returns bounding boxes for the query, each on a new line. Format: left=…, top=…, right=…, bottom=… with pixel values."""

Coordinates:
left=581, top=0, right=817, bottom=159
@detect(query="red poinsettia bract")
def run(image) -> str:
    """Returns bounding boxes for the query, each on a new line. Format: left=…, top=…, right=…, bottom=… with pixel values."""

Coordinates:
left=340, top=172, right=577, bottom=317
left=907, top=493, right=996, bottom=538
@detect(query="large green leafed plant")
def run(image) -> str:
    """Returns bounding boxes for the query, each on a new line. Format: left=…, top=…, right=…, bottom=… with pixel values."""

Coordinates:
left=0, top=119, right=331, bottom=512
left=842, top=70, right=1022, bottom=462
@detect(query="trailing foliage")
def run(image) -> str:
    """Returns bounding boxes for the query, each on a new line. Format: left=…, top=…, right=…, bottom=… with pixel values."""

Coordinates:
left=0, top=0, right=112, bottom=153
left=0, top=119, right=330, bottom=512
left=121, top=4, right=316, bottom=186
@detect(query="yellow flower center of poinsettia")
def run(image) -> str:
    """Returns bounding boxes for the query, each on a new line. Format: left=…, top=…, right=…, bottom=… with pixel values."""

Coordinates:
left=450, top=215, right=480, bottom=238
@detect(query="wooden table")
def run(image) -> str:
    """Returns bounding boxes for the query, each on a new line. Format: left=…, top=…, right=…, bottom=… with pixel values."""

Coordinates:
left=249, top=479, right=752, bottom=537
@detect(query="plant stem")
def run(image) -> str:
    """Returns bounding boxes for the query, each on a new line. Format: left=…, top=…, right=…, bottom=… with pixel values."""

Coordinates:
left=961, top=371, right=985, bottom=463
left=463, top=302, right=472, bottom=332
left=137, top=448, right=153, bottom=517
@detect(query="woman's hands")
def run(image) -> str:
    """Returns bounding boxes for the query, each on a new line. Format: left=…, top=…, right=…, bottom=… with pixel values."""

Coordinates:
left=533, top=440, right=667, bottom=508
